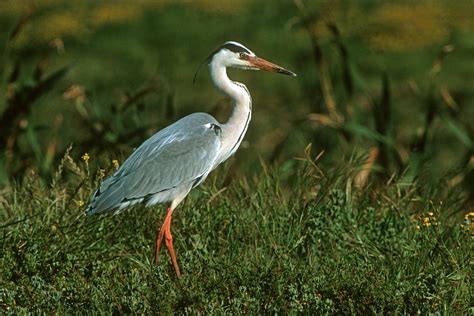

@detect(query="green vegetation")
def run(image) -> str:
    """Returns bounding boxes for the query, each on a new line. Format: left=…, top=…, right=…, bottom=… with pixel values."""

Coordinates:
left=1, top=0, right=473, bottom=313
left=1, top=150, right=472, bottom=313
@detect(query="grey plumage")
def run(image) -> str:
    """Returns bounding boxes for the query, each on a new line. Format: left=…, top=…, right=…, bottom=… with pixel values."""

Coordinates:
left=85, top=113, right=221, bottom=215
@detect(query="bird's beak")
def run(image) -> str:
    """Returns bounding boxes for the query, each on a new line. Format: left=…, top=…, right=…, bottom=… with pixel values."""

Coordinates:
left=245, top=55, right=297, bottom=77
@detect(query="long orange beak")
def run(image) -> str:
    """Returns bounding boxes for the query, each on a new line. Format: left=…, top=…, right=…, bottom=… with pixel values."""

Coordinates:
left=244, top=55, right=297, bottom=77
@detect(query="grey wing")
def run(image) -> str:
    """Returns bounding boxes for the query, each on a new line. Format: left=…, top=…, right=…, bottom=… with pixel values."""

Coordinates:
left=86, top=113, right=222, bottom=215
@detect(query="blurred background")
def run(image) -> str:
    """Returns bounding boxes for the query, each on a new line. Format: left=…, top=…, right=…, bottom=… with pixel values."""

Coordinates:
left=0, top=0, right=473, bottom=198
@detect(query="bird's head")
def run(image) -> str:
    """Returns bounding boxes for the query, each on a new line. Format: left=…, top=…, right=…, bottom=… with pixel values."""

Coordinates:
left=212, top=41, right=296, bottom=76
left=194, top=41, right=296, bottom=84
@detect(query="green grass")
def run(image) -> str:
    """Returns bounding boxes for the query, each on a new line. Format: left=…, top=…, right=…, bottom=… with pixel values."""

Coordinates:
left=1, top=152, right=471, bottom=313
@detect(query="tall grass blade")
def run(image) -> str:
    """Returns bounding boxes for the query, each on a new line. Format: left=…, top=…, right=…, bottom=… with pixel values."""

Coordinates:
left=440, top=115, right=473, bottom=149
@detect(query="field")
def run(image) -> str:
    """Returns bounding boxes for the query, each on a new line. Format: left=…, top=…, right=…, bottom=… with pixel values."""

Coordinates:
left=1, top=0, right=473, bottom=313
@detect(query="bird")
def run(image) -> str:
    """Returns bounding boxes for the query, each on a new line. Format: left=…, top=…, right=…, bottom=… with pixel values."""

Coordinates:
left=85, top=41, right=296, bottom=277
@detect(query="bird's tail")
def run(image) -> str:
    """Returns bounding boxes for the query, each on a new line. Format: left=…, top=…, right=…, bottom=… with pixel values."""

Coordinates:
left=84, top=190, right=99, bottom=216
left=84, top=204, right=95, bottom=216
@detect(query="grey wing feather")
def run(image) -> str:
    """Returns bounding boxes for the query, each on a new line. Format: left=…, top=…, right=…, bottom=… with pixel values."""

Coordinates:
left=86, top=113, right=221, bottom=215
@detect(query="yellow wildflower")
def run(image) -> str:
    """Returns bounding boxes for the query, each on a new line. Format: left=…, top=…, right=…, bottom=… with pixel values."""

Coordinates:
left=112, top=159, right=120, bottom=170
left=75, top=200, right=85, bottom=207
left=463, top=211, right=473, bottom=236
left=81, top=153, right=90, bottom=162
left=99, top=169, right=106, bottom=178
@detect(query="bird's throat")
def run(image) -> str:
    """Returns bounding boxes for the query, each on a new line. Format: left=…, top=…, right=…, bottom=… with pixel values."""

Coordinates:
left=210, top=64, right=252, bottom=164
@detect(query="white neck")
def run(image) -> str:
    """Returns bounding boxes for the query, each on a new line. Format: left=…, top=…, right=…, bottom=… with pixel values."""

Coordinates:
left=210, top=62, right=252, bottom=164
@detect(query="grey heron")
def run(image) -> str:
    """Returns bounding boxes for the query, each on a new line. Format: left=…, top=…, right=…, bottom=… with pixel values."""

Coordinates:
left=85, top=41, right=296, bottom=277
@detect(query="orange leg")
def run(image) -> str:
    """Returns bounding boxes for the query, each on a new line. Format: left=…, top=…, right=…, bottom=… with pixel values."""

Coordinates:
left=154, top=207, right=181, bottom=277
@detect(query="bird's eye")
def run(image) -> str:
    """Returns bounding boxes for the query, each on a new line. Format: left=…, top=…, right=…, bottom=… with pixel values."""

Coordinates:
left=239, top=52, right=246, bottom=58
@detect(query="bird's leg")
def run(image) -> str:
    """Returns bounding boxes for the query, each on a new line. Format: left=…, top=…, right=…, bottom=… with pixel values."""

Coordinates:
left=154, top=207, right=181, bottom=277
left=154, top=207, right=172, bottom=264
left=154, top=217, right=166, bottom=265
left=164, top=218, right=181, bottom=277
